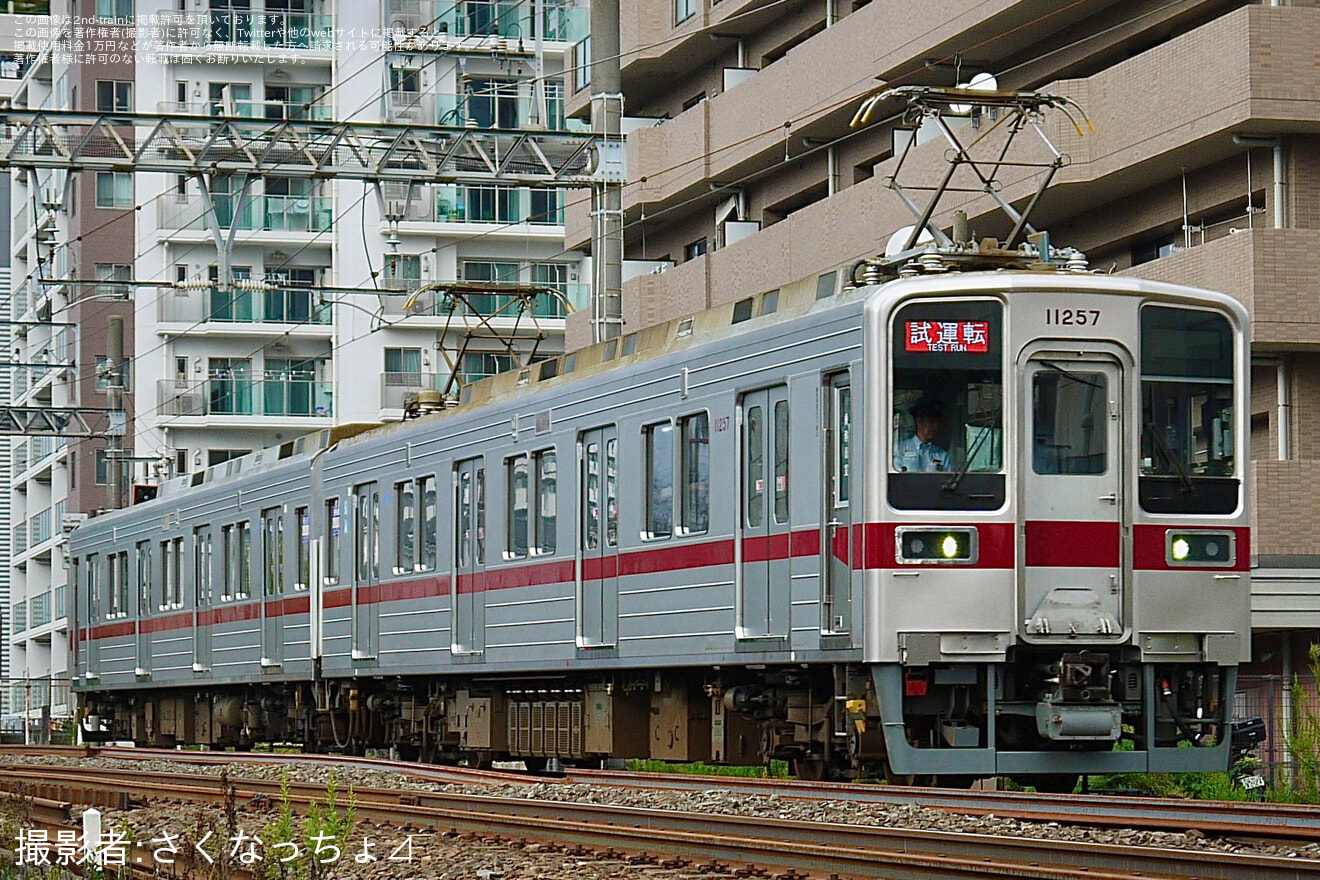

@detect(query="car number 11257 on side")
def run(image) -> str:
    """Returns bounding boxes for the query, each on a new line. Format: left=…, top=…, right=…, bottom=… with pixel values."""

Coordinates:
left=1045, top=308, right=1101, bottom=326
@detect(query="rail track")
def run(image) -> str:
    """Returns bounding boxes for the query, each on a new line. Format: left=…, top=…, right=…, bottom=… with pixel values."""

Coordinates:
left=4, top=745, right=1317, bottom=843
left=0, top=750, right=1317, bottom=879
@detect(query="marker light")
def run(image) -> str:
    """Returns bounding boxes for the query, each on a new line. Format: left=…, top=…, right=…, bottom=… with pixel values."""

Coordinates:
left=1166, top=530, right=1237, bottom=567
left=897, top=527, right=978, bottom=565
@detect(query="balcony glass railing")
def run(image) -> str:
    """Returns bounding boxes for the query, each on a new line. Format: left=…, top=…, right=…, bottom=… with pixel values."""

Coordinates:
left=158, top=378, right=334, bottom=418
left=385, top=90, right=585, bottom=132
left=29, top=507, right=51, bottom=548
left=158, top=99, right=334, bottom=121
left=160, top=287, right=332, bottom=324
left=384, top=0, right=586, bottom=42
left=54, top=585, right=66, bottom=620
left=161, top=11, right=335, bottom=49
left=158, top=194, right=333, bottom=233
left=30, top=592, right=50, bottom=628
left=385, top=184, right=564, bottom=225
left=13, top=523, right=26, bottom=556
left=12, top=601, right=25, bottom=633
left=392, top=284, right=578, bottom=318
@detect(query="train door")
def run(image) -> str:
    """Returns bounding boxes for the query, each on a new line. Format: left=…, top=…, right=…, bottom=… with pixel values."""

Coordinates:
left=1021, top=351, right=1126, bottom=639
left=738, top=386, right=791, bottom=640
left=351, top=482, right=379, bottom=661
left=261, top=506, right=284, bottom=666
left=192, top=527, right=213, bottom=672
left=453, top=458, right=486, bottom=654
left=577, top=427, right=618, bottom=648
left=822, top=374, right=852, bottom=637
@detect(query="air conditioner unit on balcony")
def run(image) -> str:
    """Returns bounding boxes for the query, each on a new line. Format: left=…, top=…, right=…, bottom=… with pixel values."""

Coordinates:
left=171, top=392, right=206, bottom=416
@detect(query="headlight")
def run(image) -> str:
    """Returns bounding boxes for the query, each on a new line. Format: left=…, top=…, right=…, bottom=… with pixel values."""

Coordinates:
left=896, top=527, right=978, bottom=565
left=1166, top=530, right=1236, bottom=566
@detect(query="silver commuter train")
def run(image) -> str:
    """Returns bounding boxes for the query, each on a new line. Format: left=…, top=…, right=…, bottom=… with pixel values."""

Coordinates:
left=69, top=255, right=1250, bottom=786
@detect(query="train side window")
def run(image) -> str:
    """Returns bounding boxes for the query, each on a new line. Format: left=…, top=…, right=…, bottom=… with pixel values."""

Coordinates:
left=263, top=507, right=284, bottom=595
left=160, top=537, right=183, bottom=610
left=395, top=480, right=417, bottom=572
left=584, top=442, right=601, bottom=551
left=644, top=421, right=674, bottom=539
left=677, top=412, right=709, bottom=535
left=475, top=468, right=486, bottom=565
left=85, top=555, right=100, bottom=621
left=294, top=506, right=310, bottom=590
left=239, top=521, right=252, bottom=599
left=606, top=439, right=618, bottom=547
left=457, top=470, right=472, bottom=568
left=418, top=477, right=437, bottom=571
left=324, top=498, right=341, bottom=585
left=506, top=454, right=530, bottom=558
left=534, top=449, right=557, bottom=555
left=355, top=483, right=380, bottom=581
left=136, top=541, right=152, bottom=616
left=194, top=527, right=213, bottom=606
left=109, top=552, right=128, bottom=618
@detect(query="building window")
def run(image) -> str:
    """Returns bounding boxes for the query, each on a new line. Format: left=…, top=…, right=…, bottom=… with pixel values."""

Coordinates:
left=465, top=78, right=520, bottom=128
left=684, top=238, right=708, bottom=261
left=96, top=263, right=132, bottom=299
left=383, top=254, right=421, bottom=291
left=207, top=449, right=250, bottom=467
left=96, top=0, right=133, bottom=21
left=460, top=351, right=514, bottom=384
left=95, top=80, right=133, bottom=113
left=675, top=0, right=695, bottom=25
left=573, top=35, right=591, bottom=92
left=384, top=348, right=423, bottom=384
left=644, top=421, right=673, bottom=539
left=678, top=412, right=710, bottom=534
left=95, top=172, right=133, bottom=208
left=94, top=448, right=131, bottom=485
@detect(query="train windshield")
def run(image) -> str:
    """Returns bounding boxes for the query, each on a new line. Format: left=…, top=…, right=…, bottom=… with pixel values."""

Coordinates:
left=889, top=300, right=1004, bottom=511
left=1139, top=306, right=1238, bottom=514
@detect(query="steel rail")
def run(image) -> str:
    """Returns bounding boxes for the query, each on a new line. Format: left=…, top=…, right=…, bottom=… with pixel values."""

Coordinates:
left=0, top=764, right=1314, bottom=880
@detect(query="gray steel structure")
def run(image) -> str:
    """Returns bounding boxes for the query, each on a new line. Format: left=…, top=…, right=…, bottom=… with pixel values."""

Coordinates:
left=68, top=259, right=1250, bottom=785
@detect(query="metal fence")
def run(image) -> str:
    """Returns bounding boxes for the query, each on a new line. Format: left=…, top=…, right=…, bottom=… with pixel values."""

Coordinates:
left=2, top=676, right=75, bottom=745
left=1235, top=673, right=1319, bottom=786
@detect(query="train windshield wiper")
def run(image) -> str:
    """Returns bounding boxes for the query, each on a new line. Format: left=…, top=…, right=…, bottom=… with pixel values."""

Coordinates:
left=942, top=411, right=998, bottom=494
left=1143, top=422, right=1196, bottom=494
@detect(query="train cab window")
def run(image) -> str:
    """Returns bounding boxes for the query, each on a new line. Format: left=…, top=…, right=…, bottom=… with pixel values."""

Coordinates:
left=1139, top=306, right=1238, bottom=514
left=644, top=421, right=674, bottom=539
left=294, top=506, right=310, bottom=590
left=889, top=300, right=1004, bottom=511
left=418, top=477, right=437, bottom=571
left=325, top=498, right=342, bottom=585
left=678, top=413, right=710, bottom=535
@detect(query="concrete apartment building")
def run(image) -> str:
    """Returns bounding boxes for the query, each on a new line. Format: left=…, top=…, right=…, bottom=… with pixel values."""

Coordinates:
left=563, top=1, right=1320, bottom=751
left=6, top=0, right=586, bottom=737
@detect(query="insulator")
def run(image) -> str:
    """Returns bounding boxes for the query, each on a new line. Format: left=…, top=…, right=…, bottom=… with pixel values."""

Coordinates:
left=919, top=252, right=947, bottom=273
left=862, top=260, right=884, bottom=285
left=1065, top=252, right=1090, bottom=272
left=899, top=262, right=921, bottom=278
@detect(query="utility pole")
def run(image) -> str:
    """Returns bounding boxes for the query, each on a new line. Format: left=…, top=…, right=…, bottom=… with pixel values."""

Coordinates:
left=105, top=315, right=125, bottom=511
left=590, top=0, right=624, bottom=341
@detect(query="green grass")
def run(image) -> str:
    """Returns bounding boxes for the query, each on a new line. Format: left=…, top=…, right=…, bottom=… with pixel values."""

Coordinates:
left=626, top=759, right=791, bottom=778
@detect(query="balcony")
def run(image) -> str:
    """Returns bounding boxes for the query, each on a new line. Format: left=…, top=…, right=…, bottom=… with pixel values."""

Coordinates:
left=158, top=286, right=332, bottom=327
left=383, top=0, right=585, bottom=44
left=158, top=378, right=333, bottom=419
left=380, top=371, right=451, bottom=409
left=158, top=10, right=334, bottom=51
left=157, top=194, right=333, bottom=236
left=157, top=98, right=334, bottom=122
left=383, top=183, right=565, bottom=228
left=379, top=284, right=579, bottom=318
left=383, top=90, right=584, bottom=131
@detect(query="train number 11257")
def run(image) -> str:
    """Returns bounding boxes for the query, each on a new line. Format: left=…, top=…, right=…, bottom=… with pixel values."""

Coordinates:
left=1045, top=308, right=1101, bottom=326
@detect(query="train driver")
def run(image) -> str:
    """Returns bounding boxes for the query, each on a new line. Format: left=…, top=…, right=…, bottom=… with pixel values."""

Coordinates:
left=893, top=397, right=952, bottom=472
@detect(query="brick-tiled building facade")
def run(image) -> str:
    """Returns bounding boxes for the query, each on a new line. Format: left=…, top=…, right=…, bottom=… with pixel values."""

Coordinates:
left=565, top=1, right=1320, bottom=769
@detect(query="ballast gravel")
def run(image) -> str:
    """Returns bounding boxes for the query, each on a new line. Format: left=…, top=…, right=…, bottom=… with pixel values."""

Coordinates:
left=2, top=753, right=1317, bottom=874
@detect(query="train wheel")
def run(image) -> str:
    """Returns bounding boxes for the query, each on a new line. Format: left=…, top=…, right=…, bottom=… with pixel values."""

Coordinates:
left=792, top=757, right=829, bottom=781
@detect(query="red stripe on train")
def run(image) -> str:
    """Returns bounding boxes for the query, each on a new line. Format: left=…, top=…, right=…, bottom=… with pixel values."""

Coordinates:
left=1024, top=521, right=1121, bottom=568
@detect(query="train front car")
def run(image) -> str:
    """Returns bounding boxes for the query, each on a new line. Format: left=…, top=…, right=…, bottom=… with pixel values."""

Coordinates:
left=858, top=275, right=1249, bottom=787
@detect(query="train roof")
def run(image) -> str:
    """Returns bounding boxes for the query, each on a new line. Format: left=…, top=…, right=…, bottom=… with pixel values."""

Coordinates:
left=91, top=256, right=1245, bottom=521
